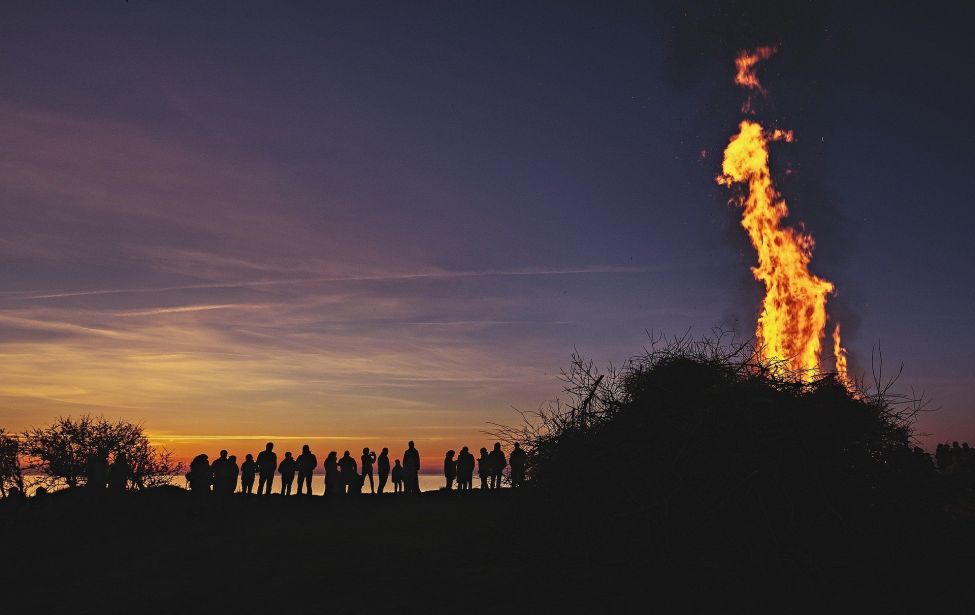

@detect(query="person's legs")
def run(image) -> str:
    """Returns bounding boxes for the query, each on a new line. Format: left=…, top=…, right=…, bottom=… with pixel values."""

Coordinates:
left=378, top=473, right=388, bottom=494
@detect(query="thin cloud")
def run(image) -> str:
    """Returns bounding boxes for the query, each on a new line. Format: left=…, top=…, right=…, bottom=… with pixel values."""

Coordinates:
left=6, top=264, right=683, bottom=302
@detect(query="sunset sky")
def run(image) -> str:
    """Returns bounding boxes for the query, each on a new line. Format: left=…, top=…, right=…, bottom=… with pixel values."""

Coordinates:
left=1, top=2, right=973, bottom=464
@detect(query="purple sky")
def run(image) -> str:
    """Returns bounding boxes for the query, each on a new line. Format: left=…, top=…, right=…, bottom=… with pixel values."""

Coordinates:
left=0, top=2, right=973, bottom=454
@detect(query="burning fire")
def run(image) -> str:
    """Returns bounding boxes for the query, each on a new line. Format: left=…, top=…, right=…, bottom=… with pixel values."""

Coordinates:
left=717, top=47, right=851, bottom=386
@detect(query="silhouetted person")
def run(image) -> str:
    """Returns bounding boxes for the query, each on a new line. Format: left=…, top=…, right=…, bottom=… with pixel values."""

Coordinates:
left=241, top=454, right=257, bottom=494
left=296, top=444, right=318, bottom=496
left=444, top=450, right=457, bottom=490
left=324, top=451, right=340, bottom=496
left=211, top=450, right=230, bottom=495
left=86, top=451, right=108, bottom=491
left=377, top=448, right=391, bottom=494
left=4, top=486, right=26, bottom=508
left=457, top=446, right=474, bottom=491
left=403, top=441, right=420, bottom=495
left=339, top=450, right=358, bottom=495
left=279, top=452, right=296, bottom=496
left=509, top=443, right=526, bottom=488
left=188, top=453, right=211, bottom=493
left=349, top=472, right=365, bottom=495
left=227, top=455, right=239, bottom=493
left=489, top=442, right=507, bottom=490
left=257, top=442, right=277, bottom=495
left=478, top=447, right=490, bottom=490
left=107, top=452, right=131, bottom=491
left=361, top=447, right=377, bottom=493
left=391, top=460, right=404, bottom=493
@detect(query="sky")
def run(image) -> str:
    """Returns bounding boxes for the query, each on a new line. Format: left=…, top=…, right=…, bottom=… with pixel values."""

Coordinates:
left=1, top=1, right=973, bottom=464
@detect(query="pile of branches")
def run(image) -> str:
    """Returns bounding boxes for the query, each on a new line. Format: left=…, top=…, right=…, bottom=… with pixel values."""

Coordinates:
left=491, top=330, right=934, bottom=519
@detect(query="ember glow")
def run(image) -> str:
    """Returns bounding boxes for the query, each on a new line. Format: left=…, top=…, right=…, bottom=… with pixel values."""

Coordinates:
left=718, top=47, right=848, bottom=382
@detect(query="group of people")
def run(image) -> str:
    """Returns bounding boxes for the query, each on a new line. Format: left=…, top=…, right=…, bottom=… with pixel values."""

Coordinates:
left=185, top=440, right=527, bottom=496
left=934, top=441, right=975, bottom=478
left=85, top=452, right=133, bottom=491
left=443, top=442, right=526, bottom=490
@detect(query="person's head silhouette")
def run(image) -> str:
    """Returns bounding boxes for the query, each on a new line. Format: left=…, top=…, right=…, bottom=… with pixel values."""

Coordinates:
left=408, top=441, right=415, bottom=449
left=514, top=443, right=521, bottom=451
left=302, top=444, right=310, bottom=454
left=382, top=447, right=389, bottom=455
left=265, top=442, right=274, bottom=452
left=285, top=452, right=293, bottom=459
left=229, top=455, right=237, bottom=464
left=363, top=447, right=369, bottom=455
left=220, top=449, right=228, bottom=459
left=461, top=446, right=468, bottom=454
left=395, top=459, right=401, bottom=466
left=245, top=453, right=253, bottom=462
left=493, top=442, right=501, bottom=451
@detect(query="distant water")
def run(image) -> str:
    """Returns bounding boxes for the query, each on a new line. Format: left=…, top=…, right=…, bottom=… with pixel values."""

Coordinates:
left=22, top=473, right=474, bottom=495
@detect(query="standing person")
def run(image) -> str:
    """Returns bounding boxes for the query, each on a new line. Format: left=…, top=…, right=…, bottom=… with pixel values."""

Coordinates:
left=377, top=448, right=391, bottom=494
left=403, top=441, right=421, bottom=495
left=391, top=460, right=404, bottom=493
left=509, top=443, right=526, bottom=489
left=107, top=452, right=131, bottom=492
left=211, top=450, right=230, bottom=495
left=444, top=450, right=457, bottom=490
left=86, top=451, right=108, bottom=491
left=240, top=454, right=257, bottom=495
left=296, top=444, right=318, bottom=496
left=477, top=448, right=491, bottom=490
left=324, top=451, right=340, bottom=496
left=457, top=447, right=474, bottom=491
left=187, top=454, right=211, bottom=493
left=256, top=442, right=277, bottom=496
left=361, top=447, right=377, bottom=494
left=489, top=442, right=507, bottom=490
left=226, top=455, right=240, bottom=494
left=338, top=451, right=358, bottom=495
left=278, top=452, right=296, bottom=496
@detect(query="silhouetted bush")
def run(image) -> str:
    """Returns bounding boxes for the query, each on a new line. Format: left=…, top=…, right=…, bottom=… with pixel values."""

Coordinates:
left=0, top=428, right=25, bottom=497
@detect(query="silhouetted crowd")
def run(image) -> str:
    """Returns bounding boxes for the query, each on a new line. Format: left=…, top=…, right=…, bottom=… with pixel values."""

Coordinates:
left=184, top=440, right=528, bottom=496
left=934, top=441, right=975, bottom=479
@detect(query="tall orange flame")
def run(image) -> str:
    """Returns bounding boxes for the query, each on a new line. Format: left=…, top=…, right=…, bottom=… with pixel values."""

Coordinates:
left=833, top=323, right=852, bottom=388
left=718, top=47, right=849, bottom=384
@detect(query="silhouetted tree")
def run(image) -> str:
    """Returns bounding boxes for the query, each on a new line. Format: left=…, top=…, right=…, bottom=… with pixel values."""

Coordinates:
left=0, top=428, right=26, bottom=497
left=21, top=415, right=182, bottom=490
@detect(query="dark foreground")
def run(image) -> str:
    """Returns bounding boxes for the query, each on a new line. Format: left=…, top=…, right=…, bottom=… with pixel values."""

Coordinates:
left=2, top=486, right=974, bottom=613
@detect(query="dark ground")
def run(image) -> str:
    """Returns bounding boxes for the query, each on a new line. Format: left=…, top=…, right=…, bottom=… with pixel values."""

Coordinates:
left=2, top=486, right=973, bottom=613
